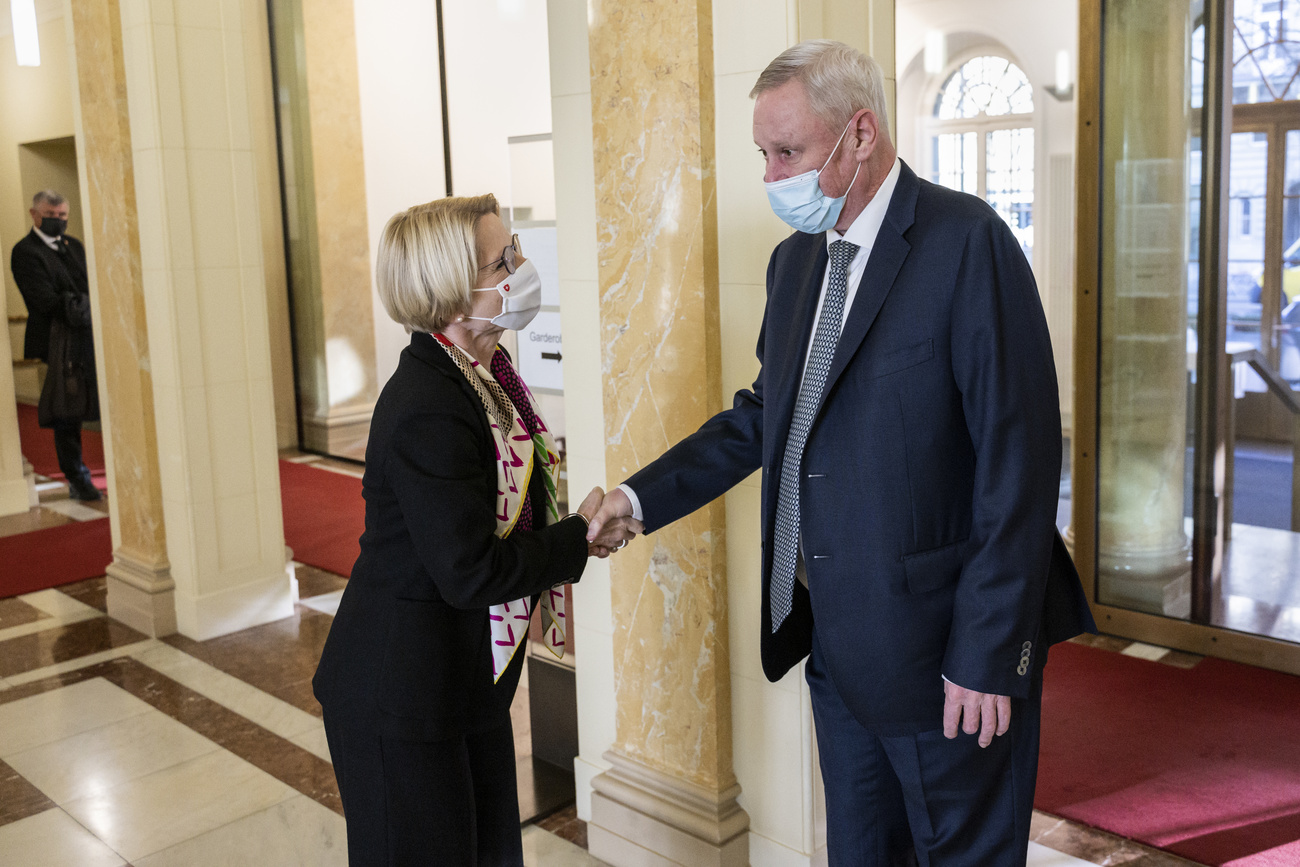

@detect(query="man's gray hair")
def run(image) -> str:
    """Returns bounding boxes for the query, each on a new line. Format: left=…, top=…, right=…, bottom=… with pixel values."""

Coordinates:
left=31, top=190, right=66, bottom=208
left=750, top=40, right=891, bottom=138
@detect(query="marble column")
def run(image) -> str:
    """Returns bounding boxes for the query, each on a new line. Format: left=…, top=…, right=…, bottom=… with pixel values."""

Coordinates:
left=585, top=2, right=748, bottom=865
left=1096, top=0, right=1195, bottom=616
left=0, top=323, right=29, bottom=517
left=67, top=0, right=175, bottom=636
left=269, top=0, right=377, bottom=460
left=112, top=0, right=293, bottom=639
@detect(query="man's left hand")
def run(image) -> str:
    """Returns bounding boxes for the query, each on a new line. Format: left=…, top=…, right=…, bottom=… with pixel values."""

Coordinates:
left=942, top=679, right=1010, bottom=748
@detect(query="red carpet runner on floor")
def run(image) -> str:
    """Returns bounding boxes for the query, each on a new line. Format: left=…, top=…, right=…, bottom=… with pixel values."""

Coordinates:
left=0, top=519, right=112, bottom=597
left=1037, top=640, right=1300, bottom=866
left=16, top=403, right=106, bottom=490
left=278, top=460, right=363, bottom=579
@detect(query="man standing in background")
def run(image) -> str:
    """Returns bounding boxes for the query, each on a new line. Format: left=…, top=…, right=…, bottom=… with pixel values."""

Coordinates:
left=11, top=189, right=101, bottom=502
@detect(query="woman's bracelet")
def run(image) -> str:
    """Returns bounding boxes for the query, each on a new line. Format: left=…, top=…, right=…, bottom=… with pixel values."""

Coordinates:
left=565, top=512, right=591, bottom=527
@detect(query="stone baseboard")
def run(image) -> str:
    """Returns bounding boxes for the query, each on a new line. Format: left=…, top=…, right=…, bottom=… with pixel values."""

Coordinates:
left=301, top=405, right=373, bottom=461
left=588, top=750, right=748, bottom=867
left=106, top=553, right=177, bottom=637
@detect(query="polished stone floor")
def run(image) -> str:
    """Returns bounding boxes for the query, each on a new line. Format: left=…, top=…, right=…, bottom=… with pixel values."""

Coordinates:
left=0, top=475, right=1206, bottom=866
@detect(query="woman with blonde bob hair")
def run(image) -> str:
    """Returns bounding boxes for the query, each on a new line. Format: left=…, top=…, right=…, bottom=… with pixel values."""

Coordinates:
left=314, top=194, right=639, bottom=865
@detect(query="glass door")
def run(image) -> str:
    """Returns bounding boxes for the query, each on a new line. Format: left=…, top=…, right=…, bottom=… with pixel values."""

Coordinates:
left=1081, top=0, right=1300, bottom=669
left=1093, top=0, right=1201, bottom=619
left=1218, top=115, right=1300, bottom=643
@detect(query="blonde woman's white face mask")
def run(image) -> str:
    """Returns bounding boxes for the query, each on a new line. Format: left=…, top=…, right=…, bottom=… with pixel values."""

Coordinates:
left=468, top=259, right=542, bottom=331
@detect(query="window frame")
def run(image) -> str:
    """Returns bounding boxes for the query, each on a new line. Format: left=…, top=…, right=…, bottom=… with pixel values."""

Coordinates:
left=924, top=50, right=1039, bottom=263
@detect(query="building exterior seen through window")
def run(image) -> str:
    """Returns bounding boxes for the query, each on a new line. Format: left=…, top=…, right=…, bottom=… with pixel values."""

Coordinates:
left=1189, top=0, right=1300, bottom=383
left=928, top=55, right=1035, bottom=263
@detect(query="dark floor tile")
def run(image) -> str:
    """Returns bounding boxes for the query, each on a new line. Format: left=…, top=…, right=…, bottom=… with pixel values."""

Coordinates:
left=162, top=607, right=333, bottom=718
left=0, top=758, right=56, bottom=828
left=56, top=576, right=108, bottom=613
left=92, top=656, right=342, bottom=816
left=0, top=597, right=49, bottom=630
left=0, top=663, right=107, bottom=707
left=0, top=506, right=74, bottom=540
left=0, top=617, right=146, bottom=677
left=1032, top=811, right=1206, bottom=866
left=1069, top=633, right=1134, bottom=653
left=295, top=564, right=348, bottom=600
left=1161, top=649, right=1204, bottom=669
left=269, top=677, right=323, bottom=718
left=535, top=804, right=588, bottom=849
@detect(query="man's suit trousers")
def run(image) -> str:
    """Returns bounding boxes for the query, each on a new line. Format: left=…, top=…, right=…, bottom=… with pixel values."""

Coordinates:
left=806, top=626, right=1046, bottom=866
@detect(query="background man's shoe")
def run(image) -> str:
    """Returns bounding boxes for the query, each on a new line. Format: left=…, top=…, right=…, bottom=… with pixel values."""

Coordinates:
left=70, top=482, right=102, bottom=501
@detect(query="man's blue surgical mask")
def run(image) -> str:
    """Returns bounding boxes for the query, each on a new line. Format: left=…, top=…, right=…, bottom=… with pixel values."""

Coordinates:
left=763, top=118, right=861, bottom=235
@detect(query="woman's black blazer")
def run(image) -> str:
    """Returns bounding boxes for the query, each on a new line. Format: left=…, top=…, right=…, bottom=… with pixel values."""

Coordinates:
left=313, top=331, right=589, bottom=741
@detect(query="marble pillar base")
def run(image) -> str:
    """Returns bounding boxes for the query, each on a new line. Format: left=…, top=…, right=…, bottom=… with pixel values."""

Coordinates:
left=106, top=553, right=177, bottom=637
left=1097, top=540, right=1192, bottom=617
left=0, top=478, right=30, bottom=517
left=173, top=567, right=296, bottom=641
left=301, top=405, right=373, bottom=461
left=588, top=750, right=749, bottom=867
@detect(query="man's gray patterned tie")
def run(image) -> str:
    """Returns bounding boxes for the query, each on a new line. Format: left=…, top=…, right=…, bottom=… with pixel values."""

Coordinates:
left=770, top=239, right=859, bottom=632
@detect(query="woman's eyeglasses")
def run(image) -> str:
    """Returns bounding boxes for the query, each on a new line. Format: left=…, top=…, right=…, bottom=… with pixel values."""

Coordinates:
left=481, top=234, right=523, bottom=275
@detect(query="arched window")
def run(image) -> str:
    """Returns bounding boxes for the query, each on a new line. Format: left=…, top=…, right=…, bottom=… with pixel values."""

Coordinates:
left=928, top=55, right=1036, bottom=261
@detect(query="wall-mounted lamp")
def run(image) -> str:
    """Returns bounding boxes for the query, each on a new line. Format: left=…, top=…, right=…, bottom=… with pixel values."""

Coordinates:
left=11, top=0, right=41, bottom=67
left=924, top=30, right=947, bottom=76
left=1046, top=48, right=1073, bottom=100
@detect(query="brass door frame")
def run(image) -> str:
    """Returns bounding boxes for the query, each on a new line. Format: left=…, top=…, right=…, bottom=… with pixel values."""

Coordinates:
left=1073, top=0, right=1300, bottom=675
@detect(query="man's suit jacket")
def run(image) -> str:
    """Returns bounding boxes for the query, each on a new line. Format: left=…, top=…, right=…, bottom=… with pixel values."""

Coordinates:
left=10, top=230, right=90, bottom=362
left=313, top=331, right=590, bottom=742
left=627, top=161, right=1095, bottom=735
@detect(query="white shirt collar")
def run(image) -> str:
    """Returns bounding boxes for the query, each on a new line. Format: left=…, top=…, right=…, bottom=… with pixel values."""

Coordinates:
left=826, top=157, right=902, bottom=251
left=32, top=225, right=61, bottom=250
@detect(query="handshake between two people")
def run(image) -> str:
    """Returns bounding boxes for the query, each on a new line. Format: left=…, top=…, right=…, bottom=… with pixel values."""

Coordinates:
left=574, top=487, right=640, bottom=558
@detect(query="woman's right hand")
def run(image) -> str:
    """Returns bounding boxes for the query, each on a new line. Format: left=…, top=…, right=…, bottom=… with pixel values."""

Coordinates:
left=576, top=487, right=642, bottom=558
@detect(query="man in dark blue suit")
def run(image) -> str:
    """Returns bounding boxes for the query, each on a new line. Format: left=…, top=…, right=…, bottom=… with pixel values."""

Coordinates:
left=588, top=40, right=1095, bottom=864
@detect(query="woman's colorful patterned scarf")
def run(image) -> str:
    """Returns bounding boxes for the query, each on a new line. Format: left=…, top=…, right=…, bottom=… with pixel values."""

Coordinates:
left=434, top=334, right=566, bottom=682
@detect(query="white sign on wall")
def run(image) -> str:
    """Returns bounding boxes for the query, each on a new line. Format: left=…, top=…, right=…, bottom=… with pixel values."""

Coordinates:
left=515, top=225, right=560, bottom=308
left=517, top=310, right=563, bottom=392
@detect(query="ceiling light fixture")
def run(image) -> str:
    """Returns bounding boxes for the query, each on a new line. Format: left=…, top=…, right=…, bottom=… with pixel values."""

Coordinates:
left=12, top=0, right=41, bottom=67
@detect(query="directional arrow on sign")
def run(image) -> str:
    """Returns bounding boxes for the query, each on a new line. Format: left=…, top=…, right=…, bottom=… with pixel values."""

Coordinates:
left=542, top=351, right=563, bottom=362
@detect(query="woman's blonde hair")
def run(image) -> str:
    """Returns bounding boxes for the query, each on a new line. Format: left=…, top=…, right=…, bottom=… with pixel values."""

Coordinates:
left=750, top=40, right=891, bottom=139
left=376, top=194, right=500, bottom=333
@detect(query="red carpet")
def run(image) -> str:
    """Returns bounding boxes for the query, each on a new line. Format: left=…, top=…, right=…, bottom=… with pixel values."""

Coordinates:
left=15, top=403, right=107, bottom=490
left=1037, top=641, right=1300, bottom=866
left=278, top=460, right=363, bottom=578
left=0, top=519, right=112, bottom=598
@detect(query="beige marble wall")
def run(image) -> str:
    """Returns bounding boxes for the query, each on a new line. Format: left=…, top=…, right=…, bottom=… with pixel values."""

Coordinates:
left=0, top=316, right=27, bottom=516
left=0, top=13, right=76, bottom=319
left=589, top=0, right=734, bottom=793
left=272, top=0, right=377, bottom=458
left=116, top=0, right=292, bottom=639
left=67, top=0, right=175, bottom=634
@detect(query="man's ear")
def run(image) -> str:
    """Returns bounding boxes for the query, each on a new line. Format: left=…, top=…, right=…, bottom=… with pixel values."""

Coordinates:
left=850, top=108, right=879, bottom=162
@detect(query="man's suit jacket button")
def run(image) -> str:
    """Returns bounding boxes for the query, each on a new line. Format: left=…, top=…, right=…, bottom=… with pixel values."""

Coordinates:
left=1017, top=663, right=1028, bottom=676
left=1022, top=641, right=1033, bottom=650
